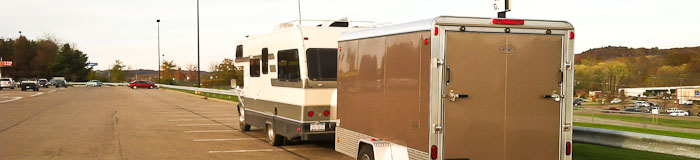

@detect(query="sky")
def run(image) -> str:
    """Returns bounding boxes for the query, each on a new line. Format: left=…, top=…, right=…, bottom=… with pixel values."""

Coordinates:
left=1, top=0, right=698, bottom=71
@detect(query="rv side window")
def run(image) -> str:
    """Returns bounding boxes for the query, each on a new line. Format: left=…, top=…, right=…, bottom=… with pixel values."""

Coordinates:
left=236, top=45, right=243, bottom=58
left=306, top=48, right=337, bottom=81
left=250, top=59, right=260, bottom=77
left=262, top=48, right=269, bottom=74
left=277, top=49, right=300, bottom=82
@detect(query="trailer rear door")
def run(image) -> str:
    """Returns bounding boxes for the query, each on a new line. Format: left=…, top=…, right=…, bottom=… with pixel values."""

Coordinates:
left=443, top=31, right=563, bottom=159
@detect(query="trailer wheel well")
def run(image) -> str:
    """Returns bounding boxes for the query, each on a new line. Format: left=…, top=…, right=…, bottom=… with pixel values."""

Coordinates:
left=357, top=142, right=374, bottom=159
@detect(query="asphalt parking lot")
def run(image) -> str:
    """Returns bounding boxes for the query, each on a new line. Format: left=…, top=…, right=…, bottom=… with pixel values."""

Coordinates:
left=0, top=86, right=350, bottom=159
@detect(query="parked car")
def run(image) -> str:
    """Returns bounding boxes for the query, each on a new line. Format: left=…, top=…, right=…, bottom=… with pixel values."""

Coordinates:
left=38, top=79, right=49, bottom=88
left=50, top=79, right=68, bottom=88
left=86, top=80, right=103, bottom=87
left=666, top=108, right=682, bottom=113
left=645, top=106, right=662, bottom=113
left=610, top=98, right=622, bottom=104
left=128, top=80, right=157, bottom=89
left=697, top=112, right=700, bottom=117
left=574, top=99, right=585, bottom=106
left=622, top=108, right=640, bottom=113
left=603, top=107, right=620, bottom=113
left=670, top=111, right=689, bottom=117
left=634, top=101, right=651, bottom=107
left=18, top=78, right=40, bottom=91
left=0, top=78, right=16, bottom=90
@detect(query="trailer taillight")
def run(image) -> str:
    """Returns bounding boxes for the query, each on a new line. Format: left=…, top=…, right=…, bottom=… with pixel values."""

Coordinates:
left=323, top=110, right=330, bottom=116
left=434, top=27, right=438, bottom=35
left=424, top=38, right=429, bottom=45
left=307, top=111, right=314, bottom=117
left=569, top=32, right=575, bottom=40
left=566, top=142, right=572, bottom=155
left=430, top=145, right=438, bottom=159
left=491, top=19, right=525, bottom=25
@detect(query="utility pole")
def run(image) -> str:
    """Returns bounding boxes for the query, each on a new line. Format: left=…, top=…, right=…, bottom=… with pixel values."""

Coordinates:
left=157, top=19, right=161, bottom=83
left=297, top=0, right=302, bottom=25
left=196, top=0, right=201, bottom=88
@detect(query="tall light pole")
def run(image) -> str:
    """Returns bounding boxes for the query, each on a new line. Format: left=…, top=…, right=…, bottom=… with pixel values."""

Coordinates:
left=157, top=19, right=161, bottom=83
left=196, top=0, right=201, bottom=87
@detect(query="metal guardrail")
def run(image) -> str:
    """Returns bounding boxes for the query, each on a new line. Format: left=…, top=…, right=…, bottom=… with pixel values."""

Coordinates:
left=68, top=82, right=128, bottom=86
left=156, top=84, right=242, bottom=96
left=574, top=126, right=700, bottom=159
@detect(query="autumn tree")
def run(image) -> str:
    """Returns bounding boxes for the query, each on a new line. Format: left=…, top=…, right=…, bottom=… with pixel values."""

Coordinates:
left=109, top=60, right=126, bottom=82
left=160, top=59, right=177, bottom=84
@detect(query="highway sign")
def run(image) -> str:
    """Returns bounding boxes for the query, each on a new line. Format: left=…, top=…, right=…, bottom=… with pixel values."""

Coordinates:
left=88, top=63, right=98, bottom=67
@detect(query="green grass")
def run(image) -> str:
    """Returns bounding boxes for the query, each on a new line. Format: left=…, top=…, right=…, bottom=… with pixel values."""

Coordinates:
left=163, top=87, right=239, bottom=102
left=574, top=122, right=700, bottom=140
left=572, top=143, right=694, bottom=160
left=575, top=113, right=700, bottom=129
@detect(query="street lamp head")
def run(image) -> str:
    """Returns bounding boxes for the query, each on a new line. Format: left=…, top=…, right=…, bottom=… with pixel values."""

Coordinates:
left=157, top=19, right=160, bottom=22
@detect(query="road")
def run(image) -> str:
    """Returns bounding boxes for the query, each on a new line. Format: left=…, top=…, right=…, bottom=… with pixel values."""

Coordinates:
left=0, top=86, right=350, bottom=160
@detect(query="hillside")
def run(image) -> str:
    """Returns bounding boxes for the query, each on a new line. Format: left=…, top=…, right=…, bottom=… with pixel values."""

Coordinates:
left=575, top=46, right=700, bottom=63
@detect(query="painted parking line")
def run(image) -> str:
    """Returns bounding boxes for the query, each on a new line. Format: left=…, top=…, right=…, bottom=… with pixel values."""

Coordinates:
left=193, top=138, right=263, bottom=142
left=176, top=123, right=233, bottom=126
left=29, top=92, right=45, bottom=97
left=208, top=147, right=323, bottom=153
left=0, top=97, right=23, bottom=103
left=184, top=129, right=238, bottom=133
left=158, top=112, right=225, bottom=114
left=165, top=114, right=235, bottom=117
left=168, top=118, right=236, bottom=122
left=47, top=90, right=56, bottom=93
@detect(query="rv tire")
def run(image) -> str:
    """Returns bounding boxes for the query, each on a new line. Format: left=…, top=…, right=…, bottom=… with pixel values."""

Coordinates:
left=266, top=124, right=284, bottom=146
left=358, top=144, right=374, bottom=160
left=237, top=105, right=250, bottom=131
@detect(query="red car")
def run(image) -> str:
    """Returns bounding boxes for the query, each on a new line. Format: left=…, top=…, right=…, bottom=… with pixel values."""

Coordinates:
left=129, top=80, right=157, bottom=89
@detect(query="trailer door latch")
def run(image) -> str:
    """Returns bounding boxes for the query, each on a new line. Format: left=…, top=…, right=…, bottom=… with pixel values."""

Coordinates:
left=543, top=90, right=561, bottom=102
left=449, top=90, right=469, bottom=102
left=433, top=124, right=443, bottom=133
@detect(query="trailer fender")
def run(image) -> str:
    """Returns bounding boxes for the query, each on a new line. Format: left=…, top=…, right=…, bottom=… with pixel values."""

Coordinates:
left=358, top=138, right=409, bottom=160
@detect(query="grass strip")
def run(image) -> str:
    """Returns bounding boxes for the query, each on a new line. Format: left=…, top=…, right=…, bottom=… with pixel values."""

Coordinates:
left=574, top=122, right=700, bottom=140
left=574, top=113, right=700, bottom=129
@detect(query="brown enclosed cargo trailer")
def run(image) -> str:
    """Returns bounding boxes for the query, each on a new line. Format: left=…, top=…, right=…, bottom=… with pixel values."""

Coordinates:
left=333, top=16, right=575, bottom=160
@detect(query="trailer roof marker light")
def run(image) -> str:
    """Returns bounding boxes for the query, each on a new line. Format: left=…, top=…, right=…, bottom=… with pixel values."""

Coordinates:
left=491, top=19, right=525, bottom=25
left=303, top=37, right=309, bottom=40
left=434, top=27, right=438, bottom=35
left=569, top=32, right=575, bottom=39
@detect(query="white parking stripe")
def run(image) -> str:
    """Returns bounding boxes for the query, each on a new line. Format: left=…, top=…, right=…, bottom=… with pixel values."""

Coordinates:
left=208, top=147, right=322, bottom=153
left=29, top=92, right=44, bottom=97
left=194, top=138, right=263, bottom=142
left=47, top=90, right=56, bottom=93
left=165, top=114, right=234, bottom=117
left=176, top=123, right=233, bottom=126
left=184, top=130, right=237, bottom=133
left=0, top=97, right=22, bottom=103
left=168, top=118, right=236, bottom=122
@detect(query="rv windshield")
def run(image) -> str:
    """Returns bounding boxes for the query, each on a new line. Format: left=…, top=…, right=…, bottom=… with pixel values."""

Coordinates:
left=306, top=48, right=337, bottom=81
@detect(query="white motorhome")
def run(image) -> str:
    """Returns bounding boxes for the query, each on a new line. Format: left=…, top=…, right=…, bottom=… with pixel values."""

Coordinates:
left=334, top=16, right=575, bottom=160
left=234, top=18, right=374, bottom=146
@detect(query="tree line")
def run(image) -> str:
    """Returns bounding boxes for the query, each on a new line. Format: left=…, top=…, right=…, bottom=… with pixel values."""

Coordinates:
left=575, top=46, right=700, bottom=97
left=0, top=36, right=91, bottom=81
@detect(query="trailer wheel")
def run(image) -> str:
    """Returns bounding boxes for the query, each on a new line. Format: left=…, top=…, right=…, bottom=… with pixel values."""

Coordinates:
left=358, top=144, right=375, bottom=160
left=266, top=124, right=284, bottom=146
left=237, top=105, right=250, bottom=131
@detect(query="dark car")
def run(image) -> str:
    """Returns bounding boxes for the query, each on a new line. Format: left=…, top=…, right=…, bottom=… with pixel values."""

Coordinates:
left=19, top=78, right=40, bottom=91
left=129, top=80, right=157, bottom=89
left=603, top=107, right=619, bottom=113
left=39, top=79, right=49, bottom=88
left=574, top=99, right=584, bottom=106
left=50, top=79, right=68, bottom=88
left=622, top=108, right=640, bottom=114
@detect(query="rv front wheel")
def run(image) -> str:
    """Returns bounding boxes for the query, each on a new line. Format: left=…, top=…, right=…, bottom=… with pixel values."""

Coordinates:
left=358, top=144, right=375, bottom=160
left=238, top=105, right=250, bottom=131
left=266, top=124, right=284, bottom=146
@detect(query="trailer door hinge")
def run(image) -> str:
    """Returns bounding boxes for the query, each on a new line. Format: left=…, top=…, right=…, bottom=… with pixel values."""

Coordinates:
left=563, top=123, right=571, bottom=131
left=565, top=61, right=572, bottom=70
left=433, top=124, right=443, bottom=133
left=435, top=58, right=444, bottom=66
